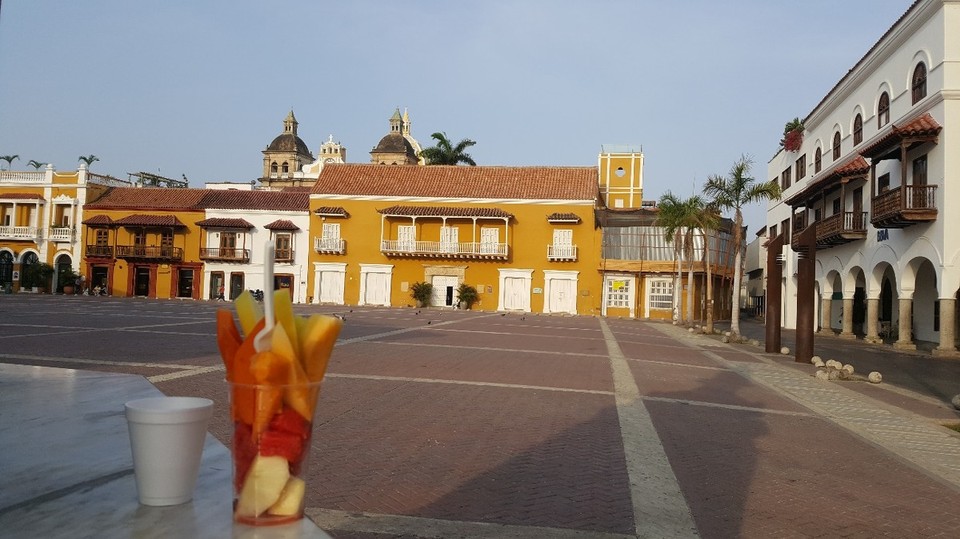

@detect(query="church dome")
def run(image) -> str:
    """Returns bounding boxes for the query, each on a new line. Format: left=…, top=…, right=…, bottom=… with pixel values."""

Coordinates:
left=267, top=133, right=311, bottom=155
left=372, top=132, right=418, bottom=160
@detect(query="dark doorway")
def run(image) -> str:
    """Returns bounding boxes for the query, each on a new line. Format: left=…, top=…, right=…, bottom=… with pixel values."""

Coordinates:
left=177, top=269, right=194, bottom=298
left=92, top=266, right=109, bottom=292
left=853, top=287, right=866, bottom=334
left=230, top=272, right=245, bottom=301
left=275, top=274, right=294, bottom=300
left=134, top=267, right=151, bottom=297
left=880, top=278, right=893, bottom=322
left=0, top=251, right=13, bottom=288
left=210, top=272, right=225, bottom=300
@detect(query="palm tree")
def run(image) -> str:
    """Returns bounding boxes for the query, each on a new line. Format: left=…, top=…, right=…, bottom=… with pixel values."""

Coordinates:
left=0, top=155, right=19, bottom=170
left=694, top=203, right=721, bottom=334
left=703, top=155, right=782, bottom=338
left=78, top=154, right=99, bottom=167
left=657, top=192, right=700, bottom=324
left=27, top=160, right=45, bottom=170
left=419, top=132, right=477, bottom=166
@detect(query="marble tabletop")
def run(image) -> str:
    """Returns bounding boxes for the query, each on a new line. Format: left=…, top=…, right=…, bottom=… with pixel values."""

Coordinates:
left=0, top=364, right=331, bottom=539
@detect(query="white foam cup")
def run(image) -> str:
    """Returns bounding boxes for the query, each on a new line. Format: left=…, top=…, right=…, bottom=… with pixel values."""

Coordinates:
left=124, top=396, right=214, bottom=506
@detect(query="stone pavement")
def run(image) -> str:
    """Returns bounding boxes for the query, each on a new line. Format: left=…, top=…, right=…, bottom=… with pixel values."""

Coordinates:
left=2, top=296, right=959, bottom=538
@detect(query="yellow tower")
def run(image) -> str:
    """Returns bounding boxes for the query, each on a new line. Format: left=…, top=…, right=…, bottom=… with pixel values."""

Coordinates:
left=597, top=145, right=644, bottom=209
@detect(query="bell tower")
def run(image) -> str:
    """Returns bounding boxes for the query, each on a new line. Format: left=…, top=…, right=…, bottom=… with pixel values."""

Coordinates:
left=598, top=145, right=644, bottom=209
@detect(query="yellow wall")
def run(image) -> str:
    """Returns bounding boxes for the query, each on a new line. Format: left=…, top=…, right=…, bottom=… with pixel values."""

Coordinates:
left=309, top=198, right=603, bottom=314
left=598, top=152, right=643, bottom=209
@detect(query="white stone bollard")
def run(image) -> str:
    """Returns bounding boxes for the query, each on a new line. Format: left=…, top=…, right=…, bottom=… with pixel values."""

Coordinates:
left=780, top=347, right=790, bottom=355
left=815, top=370, right=830, bottom=381
left=868, top=371, right=882, bottom=384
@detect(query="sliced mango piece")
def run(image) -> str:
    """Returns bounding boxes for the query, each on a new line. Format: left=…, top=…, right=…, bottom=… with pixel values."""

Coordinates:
left=249, top=351, right=291, bottom=437
left=216, top=309, right=242, bottom=380
left=272, top=290, right=300, bottom=360
left=231, top=319, right=265, bottom=427
left=235, top=290, right=263, bottom=337
left=270, top=324, right=316, bottom=420
left=300, top=315, right=343, bottom=382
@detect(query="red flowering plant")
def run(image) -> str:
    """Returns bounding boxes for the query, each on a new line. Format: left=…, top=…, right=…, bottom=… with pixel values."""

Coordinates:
left=780, top=118, right=804, bottom=152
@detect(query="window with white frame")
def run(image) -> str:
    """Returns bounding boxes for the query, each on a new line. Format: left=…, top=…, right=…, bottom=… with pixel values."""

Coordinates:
left=320, top=222, right=341, bottom=250
left=440, top=226, right=458, bottom=253
left=649, top=279, right=673, bottom=310
left=606, top=278, right=631, bottom=308
left=480, top=227, right=499, bottom=254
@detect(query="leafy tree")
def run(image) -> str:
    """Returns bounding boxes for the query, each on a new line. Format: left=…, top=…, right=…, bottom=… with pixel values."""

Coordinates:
left=27, top=160, right=45, bottom=170
left=703, top=155, right=782, bottom=337
left=0, top=155, right=19, bottom=170
left=419, top=132, right=476, bottom=166
left=78, top=154, right=100, bottom=166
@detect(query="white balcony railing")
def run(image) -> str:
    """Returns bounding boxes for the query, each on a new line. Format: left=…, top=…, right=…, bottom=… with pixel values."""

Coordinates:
left=547, top=244, right=578, bottom=261
left=48, top=227, right=75, bottom=242
left=0, top=171, right=45, bottom=184
left=381, top=239, right=508, bottom=258
left=0, top=226, right=41, bottom=240
left=314, top=237, right=346, bottom=254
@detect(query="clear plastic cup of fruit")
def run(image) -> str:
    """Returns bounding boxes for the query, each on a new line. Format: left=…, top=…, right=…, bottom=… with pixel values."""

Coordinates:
left=217, top=290, right=342, bottom=526
left=230, top=380, right=321, bottom=525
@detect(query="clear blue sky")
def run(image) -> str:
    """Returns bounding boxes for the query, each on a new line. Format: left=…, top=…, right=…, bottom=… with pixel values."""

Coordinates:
left=0, top=0, right=912, bottom=232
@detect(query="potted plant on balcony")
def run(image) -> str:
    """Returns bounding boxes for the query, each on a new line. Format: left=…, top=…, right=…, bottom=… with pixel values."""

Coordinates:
left=780, top=117, right=804, bottom=152
left=410, top=281, right=433, bottom=308
left=456, top=283, right=478, bottom=310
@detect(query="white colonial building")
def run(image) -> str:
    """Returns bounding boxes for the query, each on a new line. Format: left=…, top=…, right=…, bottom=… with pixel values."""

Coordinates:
left=766, top=0, right=960, bottom=355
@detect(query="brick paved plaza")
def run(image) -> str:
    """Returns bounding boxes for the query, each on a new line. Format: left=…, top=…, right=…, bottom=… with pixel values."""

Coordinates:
left=2, top=295, right=959, bottom=538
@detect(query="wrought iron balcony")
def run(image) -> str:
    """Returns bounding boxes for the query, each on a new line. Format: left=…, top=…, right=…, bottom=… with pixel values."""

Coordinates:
left=85, top=244, right=114, bottom=257
left=314, top=237, right=346, bottom=254
left=0, top=225, right=41, bottom=240
left=200, top=247, right=250, bottom=263
left=115, top=245, right=183, bottom=261
left=380, top=239, right=508, bottom=259
left=547, top=244, right=578, bottom=261
left=871, top=185, right=937, bottom=228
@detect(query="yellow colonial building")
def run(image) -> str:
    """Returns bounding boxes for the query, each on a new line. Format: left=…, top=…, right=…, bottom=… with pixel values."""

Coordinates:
left=307, top=164, right=602, bottom=314
left=0, top=164, right=113, bottom=293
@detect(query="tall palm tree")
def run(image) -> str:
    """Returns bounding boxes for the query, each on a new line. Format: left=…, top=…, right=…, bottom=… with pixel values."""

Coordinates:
left=27, top=160, right=45, bottom=170
left=703, top=155, right=782, bottom=337
left=419, top=132, right=477, bottom=166
left=0, top=155, right=19, bottom=170
left=658, top=192, right=704, bottom=324
left=78, top=154, right=99, bottom=167
left=694, top=203, right=721, bottom=334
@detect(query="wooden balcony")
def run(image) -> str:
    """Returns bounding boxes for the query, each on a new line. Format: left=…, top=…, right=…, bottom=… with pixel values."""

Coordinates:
left=381, top=239, right=508, bottom=260
left=0, top=225, right=41, bottom=241
left=275, top=248, right=294, bottom=263
left=314, top=237, right=346, bottom=254
left=871, top=185, right=937, bottom=229
left=816, top=212, right=867, bottom=248
left=200, top=247, right=250, bottom=263
left=115, top=245, right=183, bottom=261
left=85, top=244, right=114, bottom=258
left=547, top=244, right=578, bottom=261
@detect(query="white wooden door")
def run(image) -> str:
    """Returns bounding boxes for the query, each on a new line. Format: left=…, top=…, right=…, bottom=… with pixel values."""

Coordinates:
left=480, top=227, right=499, bottom=254
left=319, top=270, right=344, bottom=304
left=548, top=278, right=576, bottom=314
left=431, top=275, right=458, bottom=307
left=364, top=272, right=389, bottom=305
left=553, top=229, right=573, bottom=258
left=398, top=225, right=416, bottom=251
left=503, top=277, right=526, bottom=310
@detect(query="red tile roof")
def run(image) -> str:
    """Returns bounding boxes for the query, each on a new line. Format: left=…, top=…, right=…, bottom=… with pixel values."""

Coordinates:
left=85, top=187, right=309, bottom=211
left=264, top=219, right=299, bottom=231
left=784, top=155, right=869, bottom=206
left=860, top=113, right=942, bottom=159
left=0, top=193, right=46, bottom=200
left=195, top=217, right=255, bottom=229
left=378, top=205, right=514, bottom=219
left=547, top=212, right=582, bottom=222
left=82, top=215, right=114, bottom=225
left=113, top=214, right=187, bottom=227
left=314, top=206, right=349, bottom=217
left=311, top=164, right=598, bottom=200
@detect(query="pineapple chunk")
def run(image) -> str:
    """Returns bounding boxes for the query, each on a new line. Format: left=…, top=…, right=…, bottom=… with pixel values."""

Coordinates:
left=267, top=476, right=306, bottom=516
left=235, top=290, right=263, bottom=336
left=236, top=455, right=290, bottom=518
left=299, top=315, right=343, bottom=382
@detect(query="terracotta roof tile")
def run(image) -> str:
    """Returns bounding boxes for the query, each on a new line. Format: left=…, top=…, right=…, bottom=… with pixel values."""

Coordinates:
left=195, top=217, right=255, bottom=229
left=547, top=212, right=581, bottom=222
left=114, top=214, right=187, bottom=227
left=264, top=219, right=299, bottom=231
left=861, top=113, right=942, bottom=158
left=311, top=164, right=597, bottom=200
left=785, top=155, right=869, bottom=206
left=314, top=206, right=349, bottom=217
left=0, top=193, right=46, bottom=200
left=85, top=187, right=309, bottom=212
left=202, top=190, right=309, bottom=211
left=378, top=205, right=514, bottom=219
left=82, top=215, right=114, bottom=225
